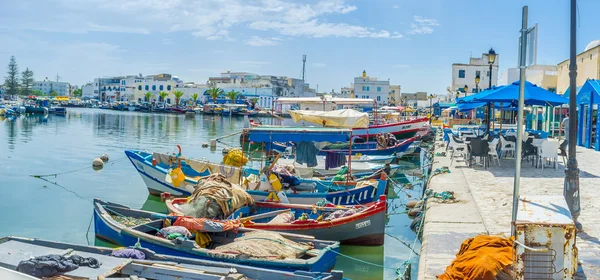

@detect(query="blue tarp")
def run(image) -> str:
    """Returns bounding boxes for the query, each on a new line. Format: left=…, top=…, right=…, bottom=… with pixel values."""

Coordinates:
left=475, top=81, right=567, bottom=106
left=247, top=127, right=350, bottom=143
left=564, top=79, right=600, bottom=105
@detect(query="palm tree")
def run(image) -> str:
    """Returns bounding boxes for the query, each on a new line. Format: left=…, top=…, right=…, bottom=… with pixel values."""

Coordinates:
left=159, top=91, right=168, bottom=103
left=173, top=90, right=184, bottom=106
left=207, top=87, right=223, bottom=103
left=191, top=93, right=199, bottom=106
left=250, top=97, right=259, bottom=108
left=226, top=90, right=239, bottom=104
left=145, top=92, right=152, bottom=102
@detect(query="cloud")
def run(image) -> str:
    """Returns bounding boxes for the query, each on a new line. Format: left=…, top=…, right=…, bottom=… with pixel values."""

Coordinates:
left=407, top=16, right=439, bottom=35
left=312, top=62, right=326, bottom=68
left=162, top=39, right=174, bottom=45
left=392, top=64, right=409, bottom=68
left=1, top=0, right=401, bottom=40
left=245, top=36, right=281, bottom=46
left=250, top=20, right=403, bottom=38
left=392, top=5, right=400, bottom=8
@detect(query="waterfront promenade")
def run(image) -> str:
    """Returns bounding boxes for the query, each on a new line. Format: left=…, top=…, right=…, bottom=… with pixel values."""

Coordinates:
left=418, top=142, right=600, bottom=279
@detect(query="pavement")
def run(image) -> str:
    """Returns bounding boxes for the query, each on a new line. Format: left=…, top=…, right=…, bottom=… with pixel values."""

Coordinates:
left=418, top=141, right=600, bottom=279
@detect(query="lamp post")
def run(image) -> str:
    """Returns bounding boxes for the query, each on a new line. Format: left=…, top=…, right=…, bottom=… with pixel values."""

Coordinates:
left=429, top=94, right=434, bottom=123
left=464, top=85, right=468, bottom=96
left=486, top=48, right=497, bottom=132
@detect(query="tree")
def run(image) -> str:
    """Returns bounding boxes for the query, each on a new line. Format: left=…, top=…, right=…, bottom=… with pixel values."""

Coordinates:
left=250, top=97, right=259, bottom=107
left=145, top=92, right=152, bottom=102
left=73, top=88, right=82, bottom=97
left=191, top=93, right=199, bottom=106
left=32, top=89, right=43, bottom=96
left=226, top=90, right=239, bottom=104
left=50, top=91, right=58, bottom=96
left=173, top=90, right=184, bottom=106
left=207, top=87, right=223, bottom=103
left=21, top=68, right=34, bottom=96
left=159, top=91, right=168, bottom=102
left=4, top=56, right=20, bottom=97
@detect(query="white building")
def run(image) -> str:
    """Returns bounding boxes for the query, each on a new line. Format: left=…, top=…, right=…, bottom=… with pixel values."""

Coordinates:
left=82, top=83, right=95, bottom=99
left=499, top=64, right=557, bottom=92
left=339, top=86, right=353, bottom=98
left=389, top=85, right=401, bottom=105
left=33, top=80, right=70, bottom=96
left=94, top=73, right=189, bottom=103
left=451, top=51, right=499, bottom=96
left=206, top=71, right=316, bottom=108
left=352, top=71, right=390, bottom=105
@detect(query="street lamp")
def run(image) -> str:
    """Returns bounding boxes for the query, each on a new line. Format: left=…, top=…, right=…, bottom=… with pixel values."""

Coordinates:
left=486, top=48, right=497, bottom=132
left=464, top=85, right=468, bottom=95
left=428, top=94, right=434, bottom=123
left=475, top=73, right=480, bottom=93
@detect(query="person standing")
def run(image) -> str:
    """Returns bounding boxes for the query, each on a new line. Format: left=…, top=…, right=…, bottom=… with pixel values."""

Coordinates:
left=560, top=113, right=569, bottom=155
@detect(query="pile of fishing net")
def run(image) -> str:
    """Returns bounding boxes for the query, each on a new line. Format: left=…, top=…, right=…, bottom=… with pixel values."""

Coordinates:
left=182, top=174, right=254, bottom=219
left=222, top=148, right=248, bottom=167
left=210, top=231, right=313, bottom=260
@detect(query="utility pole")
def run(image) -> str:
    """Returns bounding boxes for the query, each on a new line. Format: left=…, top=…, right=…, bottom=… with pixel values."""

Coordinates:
left=301, top=55, right=306, bottom=82
left=56, top=73, right=61, bottom=82
left=565, top=0, right=581, bottom=229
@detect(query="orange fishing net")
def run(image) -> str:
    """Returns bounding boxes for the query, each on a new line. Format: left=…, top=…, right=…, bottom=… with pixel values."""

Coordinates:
left=438, top=235, right=514, bottom=280
left=174, top=216, right=240, bottom=233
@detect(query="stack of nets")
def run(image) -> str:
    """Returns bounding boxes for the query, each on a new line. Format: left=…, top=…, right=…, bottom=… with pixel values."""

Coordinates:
left=184, top=174, right=254, bottom=219
left=210, top=231, right=313, bottom=260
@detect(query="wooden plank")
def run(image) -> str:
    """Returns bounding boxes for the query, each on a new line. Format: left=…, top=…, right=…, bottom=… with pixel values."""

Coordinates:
left=119, top=262, right=225, bottom=280
left=97, top=259, right=133, bottom=280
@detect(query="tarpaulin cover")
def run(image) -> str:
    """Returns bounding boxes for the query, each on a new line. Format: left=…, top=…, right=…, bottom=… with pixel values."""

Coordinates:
left=438, top=235, right=514, bottom=280
left=289, top=109, right=370, bottom=128
left=174, top=216, right=240, bottom=232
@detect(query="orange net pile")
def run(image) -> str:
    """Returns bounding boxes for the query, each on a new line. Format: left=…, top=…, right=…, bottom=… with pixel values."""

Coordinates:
left=438, top=235, right=514, bottom=280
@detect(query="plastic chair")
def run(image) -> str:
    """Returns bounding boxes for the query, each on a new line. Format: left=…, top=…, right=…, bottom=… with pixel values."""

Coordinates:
left=538, top=141, right=560, bottom=170
left=448, top=135, right=467, bottom=166
left=488, top=138, right=501, bottom=166
left=499, top=134, right=516, bottom=158
left=468, top=138, right=489, bottom=169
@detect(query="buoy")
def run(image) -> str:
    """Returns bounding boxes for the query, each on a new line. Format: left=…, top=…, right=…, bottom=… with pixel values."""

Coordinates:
left=406, top=200, right=419, bottom=208
left=408, top=208, right=421, bottom=217
left=100, top=154, right=109, bottom=162
left=93, top=158, right=104, bottom=171
left=222, top=148, right=230, bottom=156
left=414, top=200, right=424, bottom=209
left=210, top=139, right=217, bottom=150
left=201, top=143, right=209, bottom=148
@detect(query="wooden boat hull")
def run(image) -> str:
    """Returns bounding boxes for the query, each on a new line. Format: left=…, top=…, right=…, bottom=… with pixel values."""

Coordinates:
left=93, top=199, right=339, bottom=273
left=166, top=197, right=386, bottom=246
left=125, top=150, right=387, bottom=205
left=352, top=118, right=428, bottom=140
left=0, top=236, right=344, bottom=280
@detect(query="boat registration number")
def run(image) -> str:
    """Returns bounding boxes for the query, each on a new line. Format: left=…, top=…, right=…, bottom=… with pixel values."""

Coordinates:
left=355, top=220, right=371, bottom=230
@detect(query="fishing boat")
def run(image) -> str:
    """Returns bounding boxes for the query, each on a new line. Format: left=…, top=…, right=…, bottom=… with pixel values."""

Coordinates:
left=125, top=149, right=388, bottom=204
left=288, top=109, right=428, bottom=140
left=166, top=195, right=387, bottom=246
left=276, top=157, right=401, bottom=177
left=170, top=107, right=186, bottom=114
left=0, top=236, right=343, bottom=280
left=93, top=199, right=340, bottom=273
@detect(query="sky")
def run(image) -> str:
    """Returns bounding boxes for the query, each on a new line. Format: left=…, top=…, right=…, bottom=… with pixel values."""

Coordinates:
left=1, top=0, right=599, bottom=95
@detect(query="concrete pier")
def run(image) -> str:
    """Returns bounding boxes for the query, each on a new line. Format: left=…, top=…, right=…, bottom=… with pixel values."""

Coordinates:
left=418, top=142, right=600, bottom=279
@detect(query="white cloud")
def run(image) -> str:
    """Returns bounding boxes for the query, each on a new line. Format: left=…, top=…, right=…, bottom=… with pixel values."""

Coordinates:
left=162, top=39, right=174, bottom=45
left=392, top=5, right=400, bottom=9
left=393, top=64, right=409, bottom=68
left=3, top=0, right=401, bottom=40
left=245, top=36, right=281, bottom=46
left=250, top=20, right=403, bottom=39
left=407, top=16, right=439, bottom=35
left=312, top=62, right=326, bottom=68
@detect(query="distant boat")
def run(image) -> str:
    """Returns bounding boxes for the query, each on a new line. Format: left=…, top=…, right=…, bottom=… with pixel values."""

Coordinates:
left=24, top=106, right=47, bottom=114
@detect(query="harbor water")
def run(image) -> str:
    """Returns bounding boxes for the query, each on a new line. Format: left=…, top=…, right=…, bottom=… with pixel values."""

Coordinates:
left=0, top=108, right=426, bottom=280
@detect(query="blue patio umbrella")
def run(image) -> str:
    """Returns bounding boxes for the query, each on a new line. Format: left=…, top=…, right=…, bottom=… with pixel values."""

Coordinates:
left=474, top=81, right=568, bottom=106
left=456, top=86, right=506, bottom=104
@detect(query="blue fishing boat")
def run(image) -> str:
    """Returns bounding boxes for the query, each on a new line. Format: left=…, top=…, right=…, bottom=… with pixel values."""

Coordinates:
left=125, top=149, right=388, bottom=204
left=93, top=199, right=340, bottom=273
left=0, top=236, right=343, bottom=279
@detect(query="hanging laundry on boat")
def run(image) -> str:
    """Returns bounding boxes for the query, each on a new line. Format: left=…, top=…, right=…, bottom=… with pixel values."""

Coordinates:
left=325, top=151, right=347, bottom=170
left=17, top=254, right=101, bottom=278
left=295, top=141, right=319, bottom=167
left=110, top=248, right=146, bottom=260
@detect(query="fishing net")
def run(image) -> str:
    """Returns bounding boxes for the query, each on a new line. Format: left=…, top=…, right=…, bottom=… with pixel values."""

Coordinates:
left=109, top=214, right=151, bottom=227
left=210, top=231, right=313, bottom=260
left=267, top=211, right=295, bottom=224
left=186, top=174, right=255, bottom=219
